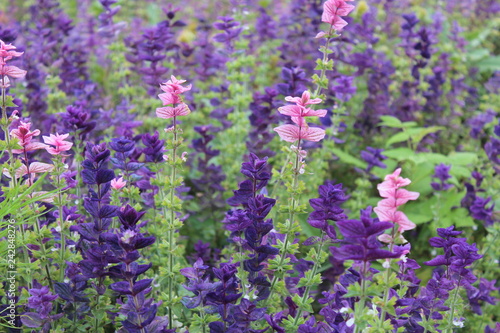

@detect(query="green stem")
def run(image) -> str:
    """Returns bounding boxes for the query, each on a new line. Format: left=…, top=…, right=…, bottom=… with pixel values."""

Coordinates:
left=292, top=230, right=326, bottom=326
left=167, top=117, right=179, bottom=329
left=445, top=277, right=462, bottom=333
left=354, top=260, right=369, bottom=333
left=377, top=226, right=396, bottom=328
left=267, top=138, right=302, bottom=305
left=313, top=25, right=334, bottom=97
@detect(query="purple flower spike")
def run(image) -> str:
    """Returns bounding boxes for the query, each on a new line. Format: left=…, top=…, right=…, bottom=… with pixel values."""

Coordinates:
left=308, top=181, right=348, bottom=239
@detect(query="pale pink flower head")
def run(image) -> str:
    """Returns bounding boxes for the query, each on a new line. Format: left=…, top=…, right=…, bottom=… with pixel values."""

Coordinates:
left=0, top=40, right=24, bottom=63
left=111, top=177, right=127, bottom=190
left=10, top=122, right=47, bottom=153
left=377, top=168, right=415, bottom=199
left=156, top=103, right=190, bottom=119
left=278, top=104, right=327, bottom=121
left=274, top=123, right=326, bottom=143
left=43, top=133, right=73, bottom=156
left=322, top=0, right=355, bottom=31
left=373, top=168, right=420, bottom=233
left=284, top=90, right=323, bottom=107
left=0, top=40, right=27, bottom=79
left=158, top=92, right=182, bottom=106
left=160, top=75, right=192, bottom=95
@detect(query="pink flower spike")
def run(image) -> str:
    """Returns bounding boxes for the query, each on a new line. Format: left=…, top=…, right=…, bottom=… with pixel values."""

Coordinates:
left=111, top=177, right=127, bottom=190
left=374, top=168, right=419, bottom=233
left=0, top=40, right=24, bottom=62
left=377, top=168, right=414, bottom=198
left=1, top=65, right=27, bottom=79
left=156, top=103, right=190, bottom=119
left=17, top=162, right=55, bottom=178
left=274, top=124, right=326, bottom=143
left=322, top=0, right=355, bottom=19
left=158, top=92, right=182, bottom=105
left=279, top=105, right=328, bottom=120
left=285, top=90, right=322, bottom=107
left=10, top=122, right=41, bottom=147
left=160, top=75, right=192, bottom=95
left=43, top=133, right=73, bottom=156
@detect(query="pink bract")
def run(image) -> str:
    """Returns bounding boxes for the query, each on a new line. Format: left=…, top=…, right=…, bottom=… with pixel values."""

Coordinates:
left=111, top=177, right=127, bottom=190
left=156, top=103, right=190, bottom=119
left=43, top=133, right=73, bottom=155
left=374, top=168, right=420, bottom=232
left=278, top=104, right=327, bottom=120
left=160, top=75, right=192, bottom=95
left=321, top=0, right=355, bottom=31
left=274, top=124, right=326, bottom=143
left=284, top=90, right=322, bottom=107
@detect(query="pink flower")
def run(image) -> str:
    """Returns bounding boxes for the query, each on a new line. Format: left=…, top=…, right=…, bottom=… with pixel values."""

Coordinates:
left=0, top=39, right=26, bottom=79
left=284, top=91, right=323, bottom=107
left=43, top=133, right=73, bottom=156
left=0, top=40, right=24, bottom=63
left=274, top=123, right=326, bottom=143
left=160, top=75, right=192, bottom=95
left=10, top=122, right=47, bottom=153
left=278, top=104, right=327, bottom=121
left=373, top=168, right=420, bottom=232
left=158, top=92, right=182, bottom=105
left=3, top=162, right=54, bottom=179
left=111, top=177, right=127, bottom=190
left=1, top=65, right=27, bottom=79
left=322, top=0, right=355, bottom=31
left=156, top=103, right=190, bottom=119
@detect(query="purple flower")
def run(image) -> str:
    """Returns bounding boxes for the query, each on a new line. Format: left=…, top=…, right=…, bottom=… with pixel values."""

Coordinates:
left=308, top=182, right=348, bottom=239
left=213, top=16, right=242, bottom=50
left=331, top=75, right=357, bottom=102
left=468, top=109, right=496, bottom=139
left=431, top=163, right=453, bottom=191
left=332, top=207, right=401, bottom=262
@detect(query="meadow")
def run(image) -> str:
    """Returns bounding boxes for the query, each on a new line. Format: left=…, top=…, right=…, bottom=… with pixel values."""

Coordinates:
left=0, top=0, right=499, bottom=332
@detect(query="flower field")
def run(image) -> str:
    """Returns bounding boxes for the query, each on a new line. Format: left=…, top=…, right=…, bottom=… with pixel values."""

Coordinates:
left=0, top=0, right=499, bottom=332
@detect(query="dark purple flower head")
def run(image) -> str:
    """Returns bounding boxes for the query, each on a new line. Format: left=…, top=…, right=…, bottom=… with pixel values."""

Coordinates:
left=431, top=163, right=453, bottom=191
left=331, top=75, right=357, bottom=102
left=141, top=131, right=164, bottom=163
left=276, top=66, right=309, bottom=97
left=61, top=104, right=96, bottom=139
left=485, top=136, right=500, bottom=166
left=27, top=284, right=58, bottom=319
left=332, top=207, right=400, bottom=262
left=213, top=16, right=242, bottom=48
left=359, top=147, right=387, bottom=176
left=468, top=109, right=496, bottom=139
left=308, top=182, right=348, bottom=238
left=401, top=14, right=419, bottom=31
left=118, top=205, right=146, bottom=230
left=471, top=196, right=496, bottom=226
left=255, top=7, right=277, bottom=41
left=109, top=137, right=135, bottom=154
left=227, top=153, right=271, bottom=207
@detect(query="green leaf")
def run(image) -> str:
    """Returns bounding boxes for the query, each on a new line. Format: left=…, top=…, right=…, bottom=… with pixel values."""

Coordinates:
left=452, top=208, right=476, bottom=227
left=407, top=126, right=445, bottom=146
left=473, top=55, right=500, bottom=72
left=379, top=115, right=403, bottom=128
left=447, top=152, right=478, bottom=166
left=385, top=132, right=410, bottom=147
left=4, top=95, right=19, bottom=108
left=331, top=147, right=367, bottom=168
left=382, top=148, right=415, bottom=161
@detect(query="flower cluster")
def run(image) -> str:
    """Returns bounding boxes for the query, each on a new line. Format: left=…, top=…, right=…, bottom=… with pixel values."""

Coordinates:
left=273, top=91, right=326, bottom=143
left=156, top=75, right=192, bottom=120
left=0, top=39, right=26, bottom=86
left=374, top=168, right=420, bottom=233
